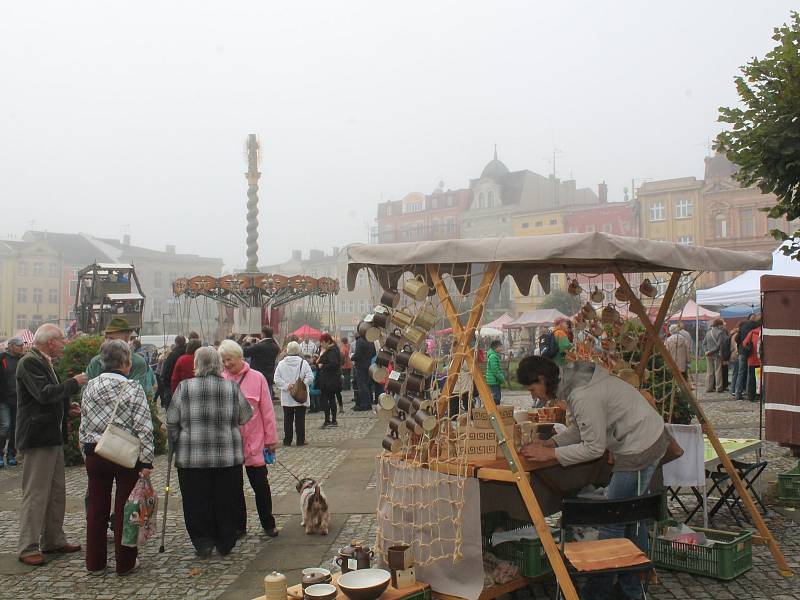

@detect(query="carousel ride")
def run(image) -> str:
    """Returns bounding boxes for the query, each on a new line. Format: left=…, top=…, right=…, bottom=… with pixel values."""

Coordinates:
left=169, top=134, right=339, bottom=338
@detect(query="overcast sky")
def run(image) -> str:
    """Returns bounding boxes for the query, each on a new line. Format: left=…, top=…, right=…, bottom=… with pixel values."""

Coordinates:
left=1, top=1, right=795, bottom=270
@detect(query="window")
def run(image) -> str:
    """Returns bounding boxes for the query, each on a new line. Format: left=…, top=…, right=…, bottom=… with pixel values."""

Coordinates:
left=550, top=274, right=561, bottom=291
left=446, top=218, right=455, bottom=234
left=69, top=280, right=78, bottom=298
left=521, top=222, right=530, bottom=229
left=154, top=271, right=163, bottom=288
left=549, top=218, right=557, bottom=226
left=16, top=314, right=27, bottom=329
left=649, top=200, right=665, bottom=222
left=31, top=315, right=43, bottom=329
left=603, top=224, right=612, bottom=233
left=586, top=224, right=595, bottom=233
left=49, top=288, right=58, bottom=304
left=49, top=263, right=59, bottom=277
left=675, top=197, right=693, bottom=219
left=33, top=262, right=43, bottom=276
left=677, top=235, right=693, bottom=245
left=740, top=209, right=755, bottom=237
left=17, top=288, right=27, bottom=303
left=535, top=221, right=543, bottom=227
left=714, top=214, right=728, bottom=238
left=18, top=261, right=28, bottom=276
left=33, top=288, right=43, bottom=303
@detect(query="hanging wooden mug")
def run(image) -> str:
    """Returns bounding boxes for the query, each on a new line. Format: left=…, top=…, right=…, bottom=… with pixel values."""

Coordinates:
left=386, top=371, right=405, bottom=395
left=358, top=316, right=381, bottom=342
left=379, top=393, right=397, bottom=411
left=375, top=349, right=393, bottom=368
left=397, top=395, right=414, bottom=413
left=370, top=363, right=388, bottom=383
left=403, top=275, right=429, bottom=302
left=388, top=415, right=405, bottom=433
left=411, top=397, right=431, bottom=412
left=406, top=372, right=427, bottom=395
left=639, top=278, right=657, bottom=298
left=385, top=331, right=404, bottom=351
left=414, top=307, right=437, bottom=331
left=380, top=289, right=401, bottom=309
left=395, top=349, right=413, bottom=369
left=413, top=409, right=437, bottom=431
left=382, top=435, right=403, bottom=453
left=372, top=310, right=391, bottom=329
left=402, top=325, right=427, bottom=347
left=391, top=308, right=414, bottom=329
left=408, top=351, right=435, bottom=376
left=405, top=418, right=424, bottom=436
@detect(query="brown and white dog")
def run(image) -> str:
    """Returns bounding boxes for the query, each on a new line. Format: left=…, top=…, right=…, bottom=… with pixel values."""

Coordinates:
left=296, top=478, right=330, bottom=535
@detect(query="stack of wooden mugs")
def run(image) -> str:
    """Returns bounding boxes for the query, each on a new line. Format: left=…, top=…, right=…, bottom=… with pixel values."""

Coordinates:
left=355, top=277, right=440, bottom=454
left=387, top=544, right=415, bottom=589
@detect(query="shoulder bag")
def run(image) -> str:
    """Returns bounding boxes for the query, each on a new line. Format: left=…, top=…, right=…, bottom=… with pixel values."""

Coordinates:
left=287, top=359, right=308, bottom=403
left=95, top=387, right=141, bottom=469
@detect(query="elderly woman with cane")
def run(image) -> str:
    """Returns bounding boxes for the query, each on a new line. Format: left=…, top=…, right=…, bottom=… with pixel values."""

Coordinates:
left=219, top=340, right=279, bottom=537
left=79, top=340, right=154, bottom=576
left=166, top=347, right=252, bottom=557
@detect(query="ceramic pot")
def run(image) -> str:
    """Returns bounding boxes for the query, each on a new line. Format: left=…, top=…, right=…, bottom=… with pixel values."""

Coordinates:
left=639, top=278, right=657, bottom=298
left=614, top=287, right=630, bottom=302
left=568, top=279, right=582, bottom=296
left=590, top=286, right=605, bottom=303
left=301, top=568, right=332, bottom=590
left=337, top=568, right=390, bottom=600
left=403, top=276, right=429, bottom=302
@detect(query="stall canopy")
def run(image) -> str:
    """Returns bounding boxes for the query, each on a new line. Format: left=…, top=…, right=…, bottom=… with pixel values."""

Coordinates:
left=504, top=308, right=568, bottom=329
left=290, top=324, right=322, bottom=339
left=347, top=232, right=771, bottom=294
left=720, top=304, right=756, bottom=318
left=696, top=243, right=800, bottom=307
left=669, top=299, right=720, bottom=322
left=483, top=312, right=514, bottom=330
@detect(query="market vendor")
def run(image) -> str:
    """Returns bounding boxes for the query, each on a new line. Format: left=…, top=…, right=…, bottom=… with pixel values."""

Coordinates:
left=517, top=356, right=667, bottom=600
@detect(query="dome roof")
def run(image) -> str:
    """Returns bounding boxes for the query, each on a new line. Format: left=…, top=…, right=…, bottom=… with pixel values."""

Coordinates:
left=480, top=146, right=509, bottom=179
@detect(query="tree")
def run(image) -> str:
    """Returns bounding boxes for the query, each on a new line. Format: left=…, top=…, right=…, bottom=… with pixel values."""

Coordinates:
left=539, top=289, right=581, bottom=317
left=716, top=11, right=800, bottom=259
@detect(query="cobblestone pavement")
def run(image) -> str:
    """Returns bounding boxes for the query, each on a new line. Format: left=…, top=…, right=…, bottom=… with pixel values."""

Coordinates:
left=1, top=385, right=799, bottom=599
left=0, top=396, right=377, bottom=600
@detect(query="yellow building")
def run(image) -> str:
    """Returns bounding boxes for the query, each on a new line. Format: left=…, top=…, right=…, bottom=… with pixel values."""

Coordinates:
left=0, top=240, right=63, bottom=338
left=511, top=210, right=566, bottom=312
left=637, top=177, right=705, bottom=246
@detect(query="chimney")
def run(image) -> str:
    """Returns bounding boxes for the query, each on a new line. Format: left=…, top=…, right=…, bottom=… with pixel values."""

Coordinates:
left=123, top=234, right=131, bottom=246
left=166, top=244, right=176, bottom=254
left=598, top=181, right=608, bottom=204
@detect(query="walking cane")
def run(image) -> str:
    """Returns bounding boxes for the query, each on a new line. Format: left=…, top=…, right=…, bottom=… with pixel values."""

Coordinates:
left=158, top=448, right=175, bottom=553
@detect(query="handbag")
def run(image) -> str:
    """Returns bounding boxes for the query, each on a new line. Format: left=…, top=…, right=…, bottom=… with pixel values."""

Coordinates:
left=288, top=359, right=308, bottom=403
left=95, top=392, right=141, bottom=469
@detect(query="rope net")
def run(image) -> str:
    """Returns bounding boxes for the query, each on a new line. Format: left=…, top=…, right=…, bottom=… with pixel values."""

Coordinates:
left=355, top=266, right=700, bottom=568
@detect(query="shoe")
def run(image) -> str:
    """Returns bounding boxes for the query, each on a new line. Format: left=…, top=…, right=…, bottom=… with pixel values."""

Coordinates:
left=330, top=421, right=338, bottom=427
left=264, top=527, right=279, bottom=537
left=117, top=560, right=140, bottom=577
left=87, top=567, right=106, bottom=576
left=44, top=543, right=81, bottom=554
left=320, top=422, right=331, bottom=428
left=7, top=456, right=16, bottom=466
left=283, top=441, right=292, bottom=447
left=296, top=442, right=307, bottom=446
left=195, top=547, right=213, bottom=559
left=19, top=553, right=45, bottom=566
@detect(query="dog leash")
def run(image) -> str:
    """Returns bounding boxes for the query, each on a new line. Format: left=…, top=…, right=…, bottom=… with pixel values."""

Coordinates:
left=275, top=457, right=302, bottom=483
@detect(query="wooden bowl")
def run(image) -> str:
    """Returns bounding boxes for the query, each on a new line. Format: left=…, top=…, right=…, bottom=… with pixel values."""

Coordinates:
left=337, top=568, right=391, bottom=600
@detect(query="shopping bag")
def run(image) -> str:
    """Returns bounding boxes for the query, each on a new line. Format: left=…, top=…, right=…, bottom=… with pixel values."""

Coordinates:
left=122, top=475, right=159, bottom=548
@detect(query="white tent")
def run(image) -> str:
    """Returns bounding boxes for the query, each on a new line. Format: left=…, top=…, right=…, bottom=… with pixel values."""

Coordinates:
left=697, top=243, right=800, bottom=306
left=504, top=308, right=568, bottom=329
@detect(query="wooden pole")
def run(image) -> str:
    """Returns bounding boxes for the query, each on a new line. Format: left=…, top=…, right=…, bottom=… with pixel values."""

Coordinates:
left=635, top=271, right=681, bottom=380
left=431, top=263, right=580, bottom=600
left=612, top=266, right=792, bottom=576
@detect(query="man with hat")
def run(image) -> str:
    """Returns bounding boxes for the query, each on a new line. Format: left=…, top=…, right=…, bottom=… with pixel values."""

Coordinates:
left=85, top=318, right=153, bottom=396
left=0, top=337, right=24, bottom=467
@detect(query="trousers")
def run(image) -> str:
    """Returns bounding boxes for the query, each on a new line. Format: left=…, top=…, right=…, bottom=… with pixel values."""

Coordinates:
left=706, top=355, right=723, bottom=392
left=177, top=465, right=242, bottom=555
left=0, top=403, right=16, bottom=458
left=321, top=389, right=338, bottom=423
left=84, top=453, right=139, bottom=573
left=354, top=368, right=372, bottom=409
left=735, top=354, right=748, bottom=399
left=237, top=465, right=276, bottom=533
left=18, top=445, right=68, bottom=557
left=282, top=406, right=306, bottom=445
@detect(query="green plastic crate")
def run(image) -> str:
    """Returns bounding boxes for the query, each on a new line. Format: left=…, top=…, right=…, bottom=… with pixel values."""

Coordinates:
left=651, top=526, right=753, bottom=580
left=777, top=463, right=800, bottom=507
left=480, top=511, right=554, bottom=578
left=401, top=587, right=431, bottom=600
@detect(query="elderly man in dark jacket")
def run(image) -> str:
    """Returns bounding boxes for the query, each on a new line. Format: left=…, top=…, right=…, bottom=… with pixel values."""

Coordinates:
left=351, top=333, right=376, bottom=411
left=0, top=337, right=24, bottom=467
left=160, top=334, right=187, bottom=409
left=16, top=324, right=87, bottom=566
left=243, top=326, right=280, bottom=399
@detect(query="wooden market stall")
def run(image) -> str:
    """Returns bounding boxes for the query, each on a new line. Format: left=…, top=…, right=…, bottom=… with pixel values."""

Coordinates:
left=346, top=232, right=792, bottom=600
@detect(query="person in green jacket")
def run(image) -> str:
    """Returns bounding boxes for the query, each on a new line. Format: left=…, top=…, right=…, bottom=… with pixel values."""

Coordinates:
left=85, top=318, right=154, bottom=399
left=552, top=318, right=573, bottom=367
left=485, top=340, right=505, bottom=403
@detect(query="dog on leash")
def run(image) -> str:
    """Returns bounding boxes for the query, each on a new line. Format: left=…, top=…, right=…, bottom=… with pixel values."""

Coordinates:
left=296, top=478, right=330, bottom=535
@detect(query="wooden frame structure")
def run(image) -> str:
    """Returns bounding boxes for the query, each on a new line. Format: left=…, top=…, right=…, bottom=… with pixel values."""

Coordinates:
left=347, top=233, right=792, bottom=600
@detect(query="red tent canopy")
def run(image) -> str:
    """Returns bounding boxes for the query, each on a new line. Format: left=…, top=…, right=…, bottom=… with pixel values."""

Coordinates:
left=290, top=324, right=323, bottom=339
left=670, top=299, right=720, bottom=322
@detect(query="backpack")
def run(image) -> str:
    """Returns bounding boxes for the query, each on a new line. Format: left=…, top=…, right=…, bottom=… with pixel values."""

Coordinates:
left=538, top=331, right=558, bottom=359
left=742, top=333, right=754, bottom=358
left=287, top=359, right=308, bottom=403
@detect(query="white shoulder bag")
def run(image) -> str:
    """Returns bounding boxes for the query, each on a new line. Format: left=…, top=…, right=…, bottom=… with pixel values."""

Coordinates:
left=95, top=391, right=141, bottom=469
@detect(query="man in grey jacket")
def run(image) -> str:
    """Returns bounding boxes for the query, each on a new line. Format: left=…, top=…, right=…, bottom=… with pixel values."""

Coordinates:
left=518, top=357, right=666, bottom=600
left=703, top=318, right=726, bottom=393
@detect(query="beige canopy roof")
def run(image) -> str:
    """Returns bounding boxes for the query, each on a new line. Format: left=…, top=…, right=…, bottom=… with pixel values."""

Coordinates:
left=346, top=232, right=772, bottom=295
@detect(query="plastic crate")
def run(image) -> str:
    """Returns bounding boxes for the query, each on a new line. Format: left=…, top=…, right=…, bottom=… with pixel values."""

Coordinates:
left=480, top=511, right=554, bottom=578
left=777, top=463, right=800, bottom=507
left=651, top=526, right=753, bottom=580
left=401, top=587, right=431, bottom=600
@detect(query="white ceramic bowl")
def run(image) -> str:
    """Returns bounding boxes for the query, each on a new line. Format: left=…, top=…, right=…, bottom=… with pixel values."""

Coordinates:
left=337, top=568, right=391, bottom=600
left=305, top=583, right=337, bottom=600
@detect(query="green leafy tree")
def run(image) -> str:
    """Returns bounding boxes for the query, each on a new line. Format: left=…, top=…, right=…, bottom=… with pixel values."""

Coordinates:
left=716, top=11, right=800, bottom=259
left=539, top=289, right=582, bottom=317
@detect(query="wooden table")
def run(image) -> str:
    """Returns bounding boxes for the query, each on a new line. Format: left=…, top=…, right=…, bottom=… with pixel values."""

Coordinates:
left=251, top=573, right=430, bottom=600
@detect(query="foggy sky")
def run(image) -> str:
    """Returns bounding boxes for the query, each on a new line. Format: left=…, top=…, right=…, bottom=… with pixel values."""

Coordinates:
left=1, top=1, right=795, bottom=270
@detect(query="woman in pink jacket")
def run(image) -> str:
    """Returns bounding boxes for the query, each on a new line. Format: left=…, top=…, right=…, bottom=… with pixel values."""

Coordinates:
left=219, top=340, right=279, bottom=537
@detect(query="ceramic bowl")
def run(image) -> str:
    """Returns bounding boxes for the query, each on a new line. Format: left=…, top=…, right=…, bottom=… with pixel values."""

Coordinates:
left=337, top=568, right=391, bottom=600
left=302, top=568, right=333, bottom=589
left=305, top=583, right=337, bottom=600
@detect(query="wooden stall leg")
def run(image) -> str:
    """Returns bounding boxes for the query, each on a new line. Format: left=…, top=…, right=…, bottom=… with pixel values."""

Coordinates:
left=432, top=263, right=580, bottom=600
left=613, top=267, right=792, bottom=576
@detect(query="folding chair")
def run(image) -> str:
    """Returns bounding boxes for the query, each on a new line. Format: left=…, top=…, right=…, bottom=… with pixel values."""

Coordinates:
left=707, top=459, right=768, bottom=526
left=556, top=493, right=664, bottom=600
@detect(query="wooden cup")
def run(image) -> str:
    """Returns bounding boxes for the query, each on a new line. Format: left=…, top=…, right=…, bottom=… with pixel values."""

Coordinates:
left=376, top=349, right=393, bottom=368
left=385, top=331, right=404, bottom=351
left=403, top=275, right=429, bottom=302
left=397, top=395, right=414, bottom=413
left=370, top=363, right=388, bottom=383
left=379, top=393, right=396, bottom=411
left=391, top=309, right=414, bottom=329
left=413, top=307, right=437, bottom=331
left=405, top=373, right=427, bottom=395
left=408, top=351, right=434, bottom=376
left=382, top=435, right=403, bottom=452
left=395, top=350, right=412, bottom=369
left=413, top=409, right=437, bottom=431
left=380, top=289, right=401, bottom=309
